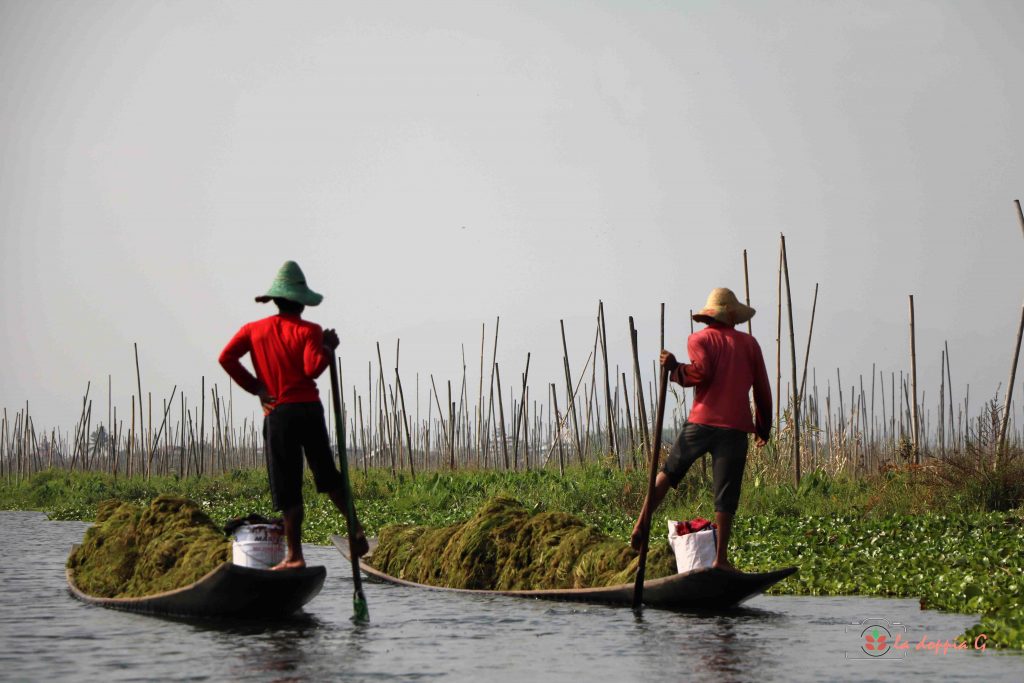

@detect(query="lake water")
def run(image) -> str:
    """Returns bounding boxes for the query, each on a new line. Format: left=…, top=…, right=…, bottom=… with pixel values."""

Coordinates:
left=1, top=511, right=1020, bottom=682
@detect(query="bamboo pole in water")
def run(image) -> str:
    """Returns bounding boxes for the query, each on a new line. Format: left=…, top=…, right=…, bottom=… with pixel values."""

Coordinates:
left=945, top=341, right=955, bottom=451
left=798, top=283, right=819, bottom=407
left=939, top=348, right=946, bottom=457
left=129, top=395, right=135, bottom=478
left=134, top=344, right=144, bottom=475
left=1015, top=199, right=1024, bottom=239
left=997, top=304, right=1024, bottom=455
left=781, top=234, right=801, bottom=486
left=775, top=238, right=783, bottom=433
left=621, top=371, right=636, bottom=466
left=743, top=249, right=753, bottom=336
left=598, top=302, right=617, bottom=464
left=628, top=316, right=649, bottom=452
left=395, top=367, right=416, bottom=478
left=512, top=354, right=531, bottom=469
left=447, top=381, right=455, bottom=470
left=199, top=376, right=205, bottom=477
left=484, top=317, right=500, bottom=466
left=551, top=383, right=565, bottom=475
left=909, top=295, right=920, bottom=461
left=494, top=363, right=509, bottom=469
left=560, top=320, right=583, bottom=465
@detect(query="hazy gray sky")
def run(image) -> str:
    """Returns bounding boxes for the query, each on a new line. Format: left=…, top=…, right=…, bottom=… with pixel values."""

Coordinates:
left=2, top=0, right=1022, bottom=430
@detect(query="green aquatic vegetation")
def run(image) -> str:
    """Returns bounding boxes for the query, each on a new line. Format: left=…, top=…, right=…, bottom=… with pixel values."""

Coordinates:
left=67, top=495, right=230, bottom=598
left=370, top=497, right=674, bottom=590
left=730, top=512, right=1024, bottom=649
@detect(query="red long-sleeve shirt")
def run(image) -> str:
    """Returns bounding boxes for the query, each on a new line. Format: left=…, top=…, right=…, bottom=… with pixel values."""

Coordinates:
left=671, top=322, right=772, bottom=442
left=218, top=314, right=330, bottom=408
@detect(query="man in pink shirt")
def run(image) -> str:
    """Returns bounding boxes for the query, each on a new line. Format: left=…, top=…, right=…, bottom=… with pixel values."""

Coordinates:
left=631, top=288, right=772, bottom=572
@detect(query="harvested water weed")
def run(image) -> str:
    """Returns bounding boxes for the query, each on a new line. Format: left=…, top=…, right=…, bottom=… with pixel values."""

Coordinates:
left=67, top=495, right=230, bottom=598
left=370, top=497, right=675, bottom=590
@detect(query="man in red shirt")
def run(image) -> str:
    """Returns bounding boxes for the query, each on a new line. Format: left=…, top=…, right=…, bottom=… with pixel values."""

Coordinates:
left=220, top=261, right=368, bottom=570
left=631, top=288, right=772, bottom=572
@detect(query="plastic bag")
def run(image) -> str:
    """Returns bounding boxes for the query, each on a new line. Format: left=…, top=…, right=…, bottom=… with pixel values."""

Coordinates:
left=667, top=519, right=717, bottom=573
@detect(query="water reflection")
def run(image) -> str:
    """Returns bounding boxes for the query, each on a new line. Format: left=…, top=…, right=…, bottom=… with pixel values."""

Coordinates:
left=631, top=604, right=785, bottom=681
left=191, top=612, right=330, bottom=681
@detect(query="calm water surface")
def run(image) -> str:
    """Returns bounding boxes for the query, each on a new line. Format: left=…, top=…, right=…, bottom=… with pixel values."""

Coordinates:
left=1, top=511, right=1020, bottom=682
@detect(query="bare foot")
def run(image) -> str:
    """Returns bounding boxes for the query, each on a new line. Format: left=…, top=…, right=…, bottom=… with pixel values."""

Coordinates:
left=271, top=558, right=306, bottom=571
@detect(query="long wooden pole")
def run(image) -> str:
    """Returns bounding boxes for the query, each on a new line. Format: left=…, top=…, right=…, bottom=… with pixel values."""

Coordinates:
left=633, top=363, right=670, bottom=610
left=328, top=354, right=368, bottom=621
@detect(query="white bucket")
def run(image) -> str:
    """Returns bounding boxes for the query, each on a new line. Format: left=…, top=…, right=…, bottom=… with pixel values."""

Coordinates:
left=231, top=523, right=285, bottom=569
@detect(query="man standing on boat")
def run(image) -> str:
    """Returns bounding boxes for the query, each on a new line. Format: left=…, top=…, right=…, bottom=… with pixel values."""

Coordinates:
left=630, top=288, right=771, bottom=572
left=219, top=260, right=368, bottom=570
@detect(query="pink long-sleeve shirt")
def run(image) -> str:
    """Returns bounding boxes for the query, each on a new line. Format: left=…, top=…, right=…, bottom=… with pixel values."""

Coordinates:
left=671, top=322, right=772, bottom=442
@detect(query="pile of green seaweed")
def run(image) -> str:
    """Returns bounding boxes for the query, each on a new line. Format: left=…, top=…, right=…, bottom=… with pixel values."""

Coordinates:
left=67, top=495, right=230, bottom=598
left=369, top=497, right=675, bottom=590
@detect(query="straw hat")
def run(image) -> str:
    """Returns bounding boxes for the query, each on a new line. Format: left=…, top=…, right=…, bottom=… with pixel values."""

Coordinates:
left=254, top=261, right=323, bottom=306
left=692, top=287, right=755, bottom=325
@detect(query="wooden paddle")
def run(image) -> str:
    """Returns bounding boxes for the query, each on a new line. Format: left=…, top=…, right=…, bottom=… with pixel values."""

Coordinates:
left=328, top=354, right=369, bottom=622
left=632, top=361, right=670, bottom=610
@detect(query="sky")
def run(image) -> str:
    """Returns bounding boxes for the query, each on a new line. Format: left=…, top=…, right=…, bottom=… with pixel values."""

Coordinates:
left=1, top=0, right=1022, bottom=433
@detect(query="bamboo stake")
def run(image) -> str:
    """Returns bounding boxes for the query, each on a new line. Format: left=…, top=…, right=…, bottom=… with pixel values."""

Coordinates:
left=797, top=283, right=819, bottom=406
left=775, top=238, right=783, bottom=432
left=621, top=371, right=637, bottom=465
left=781, top=234, right=800, bottom=485
left=598, top=302, right=617, bottom=463
left=628, top=317, right=650, bottom=451
left=1015, top=199, right=1024, bottom=240
left=448, top=381, right=455, bottom=469
left=743, top=249, right=752, bottom=335
left=395, top=367, right=416, bottom=478
left=560, top=320, right=583, bottom=464
left=199, top=376, right=205, bottom=476
left=909, top=295, right=920, bottom=460
left=997, top=304, right=1024, bottom=455
left=945, top=341, right=955, bottom=451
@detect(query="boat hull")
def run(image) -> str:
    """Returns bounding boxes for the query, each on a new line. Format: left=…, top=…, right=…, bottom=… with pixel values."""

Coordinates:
left=332, top=536, right=795, bottom=610
left=67, top=546, right=326, bottom=619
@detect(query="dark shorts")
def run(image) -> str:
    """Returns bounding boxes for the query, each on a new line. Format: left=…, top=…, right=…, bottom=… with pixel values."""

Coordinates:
left=660, top=422, right=749, bottom=514
left=263, top=402, right=344, bottom=511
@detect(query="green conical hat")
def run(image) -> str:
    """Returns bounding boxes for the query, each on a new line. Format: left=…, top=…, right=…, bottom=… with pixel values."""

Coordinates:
left=254, top=260, right=323, bottom=306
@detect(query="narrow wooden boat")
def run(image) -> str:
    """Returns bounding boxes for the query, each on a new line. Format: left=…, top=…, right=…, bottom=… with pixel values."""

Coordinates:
left=67, top=545, right=326, bottom=619
left=332, top=536, right=796, bottom=610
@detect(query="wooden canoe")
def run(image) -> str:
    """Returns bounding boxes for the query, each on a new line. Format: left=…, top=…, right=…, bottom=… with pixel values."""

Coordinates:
left=67, top=545, right=326, bottom=619
left=332, top=535, right=796, bottom=610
